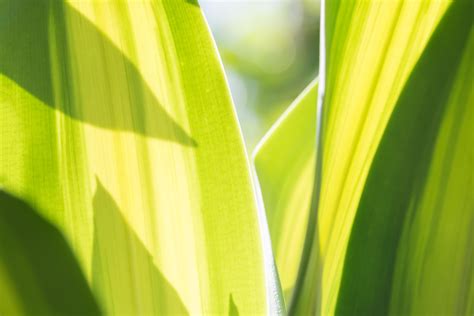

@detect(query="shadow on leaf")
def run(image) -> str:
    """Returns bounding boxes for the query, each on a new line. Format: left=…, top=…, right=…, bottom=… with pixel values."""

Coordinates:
left=228, top=294, right=239, bottom=316
left=184, top=0, right=200, bottom=7
left=92, top=178, right=188, bottom=315
left=0, top=191, right=100, bottom=315
left=0, top=0, right=196, bottom=146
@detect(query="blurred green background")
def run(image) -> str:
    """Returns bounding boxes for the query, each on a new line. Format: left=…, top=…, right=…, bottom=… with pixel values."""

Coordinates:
left=201, top=0, right=320, bottom=151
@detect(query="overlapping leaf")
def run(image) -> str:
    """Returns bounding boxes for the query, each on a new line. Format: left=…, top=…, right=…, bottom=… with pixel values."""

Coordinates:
left=254, top=79, right=318, bottom=304
left=254, top=0, right=472, bottom=314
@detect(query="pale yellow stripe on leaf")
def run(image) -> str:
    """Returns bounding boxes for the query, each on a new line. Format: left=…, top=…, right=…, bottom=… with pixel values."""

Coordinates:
left=319, top=1, right=450, bottom=314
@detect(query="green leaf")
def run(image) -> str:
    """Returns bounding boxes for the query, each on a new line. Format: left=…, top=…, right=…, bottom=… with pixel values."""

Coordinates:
left=0, top=191, right=100, bottom=316
left=254, top=0, right=472, bottom=314
left=0, top=0, right=281, bottom=314
left=91, top=179, right=188, bottom=315
left=311, top=1, right=465, bottom=314
left=253, top=79, right=318, bottom=305
left=336, top=2, right=473, bottom=314
left=228, top=294, right=240, bottom=316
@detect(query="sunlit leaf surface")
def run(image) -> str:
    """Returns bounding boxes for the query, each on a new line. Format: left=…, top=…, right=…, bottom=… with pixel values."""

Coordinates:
left=336, top=2, right=473, bottom=314
left=255, top=0, right=473, bottom=314
left=0, top=0, right=281, bottom=314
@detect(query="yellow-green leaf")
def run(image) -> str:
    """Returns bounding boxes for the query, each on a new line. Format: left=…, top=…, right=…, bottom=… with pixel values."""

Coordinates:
left=0, top=191, right=100, bottom=315
left=336, top=2, right=473, bottom=314
left=254, top=0, right=472, bottom=314
left=0, top=0, right=281, bottom=314
left=253, top=79, right=318, bottom=304
left=314, top=1, right=459, bottom=314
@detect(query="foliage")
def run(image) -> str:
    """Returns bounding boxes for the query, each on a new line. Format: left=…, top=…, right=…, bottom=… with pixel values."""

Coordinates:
left=255, top=0, right=473, bottom=314
left=0, top=0, right=278, bottom=314
left=0, top=0, right=472, bottom=315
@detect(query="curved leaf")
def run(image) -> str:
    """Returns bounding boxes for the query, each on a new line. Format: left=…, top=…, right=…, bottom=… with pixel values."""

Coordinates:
left=253, top=79, right=318, bottom=304
left=315, top=1, right=458, bottom=314
left=255, top=0, right=472, bottom=314
left=0, top=0, right=280, bottom=313
left=336, top=2, right=473, bottom=314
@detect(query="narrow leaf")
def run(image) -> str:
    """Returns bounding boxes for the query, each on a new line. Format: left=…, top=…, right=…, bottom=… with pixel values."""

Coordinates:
left=253, top=79, right=318, bottom=304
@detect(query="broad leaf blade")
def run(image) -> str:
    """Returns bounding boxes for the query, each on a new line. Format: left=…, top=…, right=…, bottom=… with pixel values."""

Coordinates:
left=0, top=0, right=279, bottom=314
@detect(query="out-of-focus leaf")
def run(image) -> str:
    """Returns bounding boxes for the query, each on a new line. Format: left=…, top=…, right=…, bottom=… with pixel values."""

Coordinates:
left=0, top=0, right=281, bottom=314
left=253, top=79, right=318, bottom=304
left=0, top=191, right=100, bottom=316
